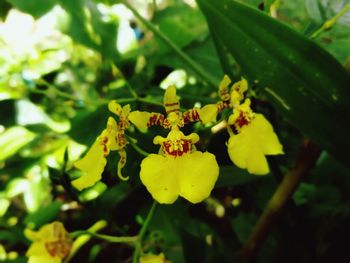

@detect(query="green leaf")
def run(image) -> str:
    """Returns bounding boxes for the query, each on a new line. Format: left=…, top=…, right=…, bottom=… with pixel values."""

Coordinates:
left=305, top=0, right=326, bottom=24
left=197, top=0, right=350, bottom=167
left=216, top=165, right=258, bottom=187
left=158, top=37, right=224, bottom=81
left=231, top=212, right=257, bottom=243
left=68, top=105, right=108, bottom=145
left=293, top=182, right=316, bottom=205
left=6, top=0, right=57, bottom=18
left=59, top=0, right=119, bottom=59
left=24, top=200, right=62, bottom=228
left=153, top=4, right=207, bottom=53
left=0, top=127, right=35, bottom=162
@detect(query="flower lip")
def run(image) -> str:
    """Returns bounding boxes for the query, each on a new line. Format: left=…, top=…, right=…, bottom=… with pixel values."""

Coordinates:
left=44, top=222, right=72, bottom=259
left=153, top=130, right=199, bottom=157
left=235, top=111, right=253, bottom=129
left=162, top=138, right=192, bottom=157
left=25, top=221, right=72, bottom=262
left=45, top=239, right=71, bottom=258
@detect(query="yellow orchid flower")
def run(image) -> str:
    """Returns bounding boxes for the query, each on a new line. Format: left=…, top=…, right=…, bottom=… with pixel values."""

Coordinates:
left=72, top=101, right=130, bottom=190
left=198, top=75, right=236, bottom=124
left=140, top=253, right=169, bottom=263
left=227, top=99, right=283, bottom=175
left=230, top=77, right=248, bottom=106
left=128, top=111, right=165, bottom=132
left=135, top=86, right=219, bottom=204
left=25, top=222, right=72, bottom=263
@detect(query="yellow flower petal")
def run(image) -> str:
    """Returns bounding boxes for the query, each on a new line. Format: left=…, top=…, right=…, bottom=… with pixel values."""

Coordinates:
left=227, top=114, right=283, bottom=175
left=140, top=154, right=180, bottom=204
left=253, top=115, right=284, bottom=155
left=218, top=75, right=231, bottom=101
left=24, top=228, right=39, bottom=241
left=104, top=117, right=121, bottom=151
left=129, top=111, right=152, bottom=132
left=227, top=99, right=254, bottom=130
left=153, top=130, right=199, bottom=157
left=26, top=222, right=71, bottom=263
left=28, top=255, right=61, bottom=263
left=26, top=242, right=50, bottom=257
left=140, top=253, right=167, bottom=263
left=231, top=77, right=248, bottom=106
left=108, top=100, right=123, bottom=116
left=140, top=151, right=219, bottom=204
left=199, top=104, right=218, bottom=124
left=117, top=149, right=128, bottom=181
left=178, top=151, right=219, bottom=204
left=163, top=85, right=180, bottom=114
left=73, top=140, right=107, bottom=190
left=35, top=222, right=67, bottom=242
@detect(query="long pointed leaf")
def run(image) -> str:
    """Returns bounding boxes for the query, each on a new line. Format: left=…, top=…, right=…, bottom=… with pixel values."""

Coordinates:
left=197, top=0, right=350, bottom=167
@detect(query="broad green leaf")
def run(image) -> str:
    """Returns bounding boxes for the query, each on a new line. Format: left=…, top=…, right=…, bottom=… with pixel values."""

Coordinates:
left=0, top=196, right=10, bottom=217
left=69, top=105, right=108, bottom=145
left=16, top=100, right=70, bottom=133
left=305, top=0, right=326, bottom=24
left=0, top=100, right=16, bottom=126
left=317, top=25, right=350, bottom=64
left=153, top=4, right=207, bottom=54
left=197, top=0, right=350, bottom=167
left=158, top=37, right=224, bottom=81
left=59, top=0, right=119, bottom=60
left=24, top=200, right=62, bottom=228
left=0, top=1, right=11, bottom=19
left=6, top=0, right=57, bottom=18
left=306, top=0, right=350, bottom=26
left=0, top=127, right=35, bottom=161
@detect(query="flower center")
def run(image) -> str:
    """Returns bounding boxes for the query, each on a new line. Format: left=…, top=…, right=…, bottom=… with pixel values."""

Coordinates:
left=161, top=138, right=192, bottom=157
left=153, top=130, right=199, bottom=157
left=44, top=223, right=72, bottom=259
left=234, top=111, right=252, bottom=129
left=45, top=239, right=72, bottom=258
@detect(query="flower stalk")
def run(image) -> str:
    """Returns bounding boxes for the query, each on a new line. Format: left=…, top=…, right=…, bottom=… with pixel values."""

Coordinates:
left=239, top=140, right=321, bottom=262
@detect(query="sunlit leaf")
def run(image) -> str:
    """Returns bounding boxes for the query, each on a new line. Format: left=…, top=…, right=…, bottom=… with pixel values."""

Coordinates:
left=59, top=0, right=119, bottom=59
left=0, top=127, right=35, bottom=162
left=6, top=0, right=57, bottom=18
left=153, top=3, right=207, bottom=53
left=16, top=100, right=70, bottom=133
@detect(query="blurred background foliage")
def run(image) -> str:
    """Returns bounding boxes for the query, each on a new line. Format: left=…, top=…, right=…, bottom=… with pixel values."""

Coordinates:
left=0, top=0, right=350, bottom=262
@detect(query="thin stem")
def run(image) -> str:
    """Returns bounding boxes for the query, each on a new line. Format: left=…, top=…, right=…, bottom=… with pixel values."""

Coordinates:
left=66, top=220, right=107, bottom=262
left=137, top=97, right=164, bottom=107
left=125, top=135, right=150, bottom=157
left=132, top=201, right=158, bottom=263
left=33, top=79, right=110, bottom=107
left=71, top=231, right=138, bottom=243
left=36, top=78, right=78, bottom=101
left=121, top=0, right=218, bottom=88
left=117, top=69, right=138, bottom=99
left=152, top=0, right=157, bottom=12
left=180, top=93, right=217, bottom=104
left=126, top=81, right=139, bottom=99
left=130, top=143, right=150, bottom=157
left=311, top=3, right=350, bottom=39
left=269, top=0, right=281, bottom=18
left=115, top=97, right=138, bottom=104
left=239, top=140, right=321, bottom=262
